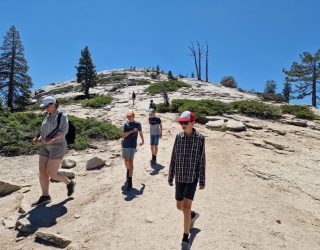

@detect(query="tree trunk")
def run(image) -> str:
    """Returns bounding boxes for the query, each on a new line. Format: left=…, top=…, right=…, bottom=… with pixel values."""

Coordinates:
left=312, top=64, right=317, bottom=107
left=197, top=42, right=202, bottom=81
left=205, top=42, right=209, bottom=82
left=189, top=44, right=199, bottom=80
left=8, top=31, right=16, bottom=110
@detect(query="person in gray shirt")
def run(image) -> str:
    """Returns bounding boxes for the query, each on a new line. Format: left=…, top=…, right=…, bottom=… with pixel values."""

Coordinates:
left=148, top=109, right=162, bottom=164
left=32, top=96, right=76, bottom=206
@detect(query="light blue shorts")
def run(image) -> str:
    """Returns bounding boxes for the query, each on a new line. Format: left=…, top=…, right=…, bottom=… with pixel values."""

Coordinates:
left=122, top=148, right=136, bottom=160
left=150, top=135, right=160, bottom=145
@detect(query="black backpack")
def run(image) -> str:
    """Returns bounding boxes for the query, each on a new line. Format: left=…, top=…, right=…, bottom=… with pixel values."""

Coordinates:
left=46, top=112, right=76, bottom=145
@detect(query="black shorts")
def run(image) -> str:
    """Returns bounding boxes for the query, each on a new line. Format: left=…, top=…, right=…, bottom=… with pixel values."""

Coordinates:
left=175, top=181, right=198, bottom=201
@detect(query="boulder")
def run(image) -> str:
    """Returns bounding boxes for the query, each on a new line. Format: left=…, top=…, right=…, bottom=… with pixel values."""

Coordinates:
left=0, top=180, right=21, bottom=197
left=206, top=120, right=225, bottom=130
left=86, top=157, right=106, bottom=170
left=36, top=231, right=72, bottom=248
left=226, top=120, right=246, bottom=132
left=244, top=122, right=263, bottom=130
left=282, top=119, right=308, bottom=127
left=206, top=116, right=228, bottom=122
left=61, top=159, right=76, bottom=169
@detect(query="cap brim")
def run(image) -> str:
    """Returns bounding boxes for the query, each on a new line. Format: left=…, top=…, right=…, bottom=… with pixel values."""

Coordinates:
left=176, top=118, right=190, bottom=122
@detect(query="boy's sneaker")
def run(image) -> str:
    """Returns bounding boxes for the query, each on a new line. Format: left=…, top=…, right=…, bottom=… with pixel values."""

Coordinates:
left=190, top=211, right=200, bottom=229
left=67, top=180, right=76, bottom=197
left=126, top=178, right=132, bottom=191
left=181, top=241, right=190, bottom=250
left=31, top=195, right=51, bottom=207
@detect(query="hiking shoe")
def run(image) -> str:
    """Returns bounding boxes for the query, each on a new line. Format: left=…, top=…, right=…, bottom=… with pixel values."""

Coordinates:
left=190, top=211, right=200, bottom=229
left=181, top=241, right=190, bottom=250
left=126, top=179, right=132, bottom=191
left=31, top=195, right=51, bottom=207
left=67, top=180, right=76, bottom=197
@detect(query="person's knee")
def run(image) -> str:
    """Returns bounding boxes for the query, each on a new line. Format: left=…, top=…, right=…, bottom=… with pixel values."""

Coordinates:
left=182, top=202, right=192, bottom=212
left=46, top=169, right=56, bottom=178
left=176, top=202, right=183, bottom=211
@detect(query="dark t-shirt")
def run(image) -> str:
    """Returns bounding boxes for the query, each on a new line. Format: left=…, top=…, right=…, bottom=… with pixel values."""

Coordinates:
left=122, top=121, right=142, bottom=148
left=149, top=117, right=161, bottom=135
left=149, top=102, right=156, bottom=110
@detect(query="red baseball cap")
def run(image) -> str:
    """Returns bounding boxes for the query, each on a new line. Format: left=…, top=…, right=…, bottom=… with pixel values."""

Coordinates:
left=177, top=111, right=195, bottom=122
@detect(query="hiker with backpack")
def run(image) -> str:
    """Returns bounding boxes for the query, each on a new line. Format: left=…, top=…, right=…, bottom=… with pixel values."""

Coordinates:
left=149, top=100, right=156, bottom=111
left=31, top=96, right=76, bottom=206
left=132, top=91, right=136, bottom=105
left=168, top=111, right=206, bottom=250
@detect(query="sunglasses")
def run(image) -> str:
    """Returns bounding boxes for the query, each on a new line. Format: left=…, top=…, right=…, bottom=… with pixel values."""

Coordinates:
left=44, top=103, right=54, bottom=108
left=179, top=121, right=190, bottom=125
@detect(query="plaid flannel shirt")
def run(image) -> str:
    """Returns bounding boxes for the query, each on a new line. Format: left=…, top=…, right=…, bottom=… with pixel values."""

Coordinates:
left=168, top=128, right=206, bottom=186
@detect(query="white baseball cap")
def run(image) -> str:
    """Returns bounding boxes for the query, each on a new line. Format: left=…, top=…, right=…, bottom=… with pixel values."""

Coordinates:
left=40, top=96, right=56, bottom=107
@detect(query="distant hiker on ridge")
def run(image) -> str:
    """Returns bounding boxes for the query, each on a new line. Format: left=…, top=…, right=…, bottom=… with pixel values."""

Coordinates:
left=132, top=91, right=136, bottom=106
left=149, top=99, right=156, bottom=111
left=31, top=96, right=76, bottom=206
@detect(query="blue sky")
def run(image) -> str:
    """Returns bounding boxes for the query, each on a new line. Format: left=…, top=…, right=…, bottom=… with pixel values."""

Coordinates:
left=1, top=0, right=319, bottom=104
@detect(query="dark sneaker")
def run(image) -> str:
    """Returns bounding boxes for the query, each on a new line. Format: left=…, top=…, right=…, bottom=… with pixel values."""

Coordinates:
left=126, top=179, right=132, bottom=191
left=181, top=241, right=190, bottom=250
left=190, top=211, right=200, bottom=229
left=67, top=180, right=76, bottom=197
left=31, top=195, right=51, bottom=207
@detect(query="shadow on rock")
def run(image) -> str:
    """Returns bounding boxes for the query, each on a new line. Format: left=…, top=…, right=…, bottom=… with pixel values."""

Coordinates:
left=16, top=197, right=73, bottom=236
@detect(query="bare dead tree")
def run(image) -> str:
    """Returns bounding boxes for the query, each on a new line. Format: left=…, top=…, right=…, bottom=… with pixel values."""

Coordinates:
left=205, top=41, right=209, bottom=82
left=197, top=41, right=204, bottom=81
left=189, top=42, right=199, bottom=80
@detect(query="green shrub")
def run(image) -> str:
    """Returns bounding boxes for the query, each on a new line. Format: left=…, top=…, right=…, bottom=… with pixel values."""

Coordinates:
left=280, top=104, right=319, bottom=120
left=136, top=79, right=151, bottom=85
left=146, top=80, right=191, bottom=95
left=25, top=103, right=41, bottom=111
left=230, top=100, right=282, bottom=119
left=81, top=95, right=113, bottom=108
left=156, top=103, right=171, bottom=113
left=220, top=76, right=237, bottom=88
left=260, top=93, right=286, bottom=103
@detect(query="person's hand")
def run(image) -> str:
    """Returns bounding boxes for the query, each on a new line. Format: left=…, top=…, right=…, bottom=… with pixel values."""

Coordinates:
left=44, top=138, right=54, bottom=144
left=160, top=133, right=162, bottom=139
left=199, top=185, right=205, bottom=190
left=168, top=182, right=173, bottom=186
left=139, top=141, right=144, bottom=146
left=32, top=137, right=40, bottom=144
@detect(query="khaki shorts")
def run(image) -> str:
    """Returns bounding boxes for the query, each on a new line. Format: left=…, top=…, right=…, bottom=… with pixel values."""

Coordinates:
left=39, top=141, right=67, bottom=160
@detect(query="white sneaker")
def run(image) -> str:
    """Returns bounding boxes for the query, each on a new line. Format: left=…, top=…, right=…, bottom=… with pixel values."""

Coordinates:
left=190, top=211, right=200, bottom=230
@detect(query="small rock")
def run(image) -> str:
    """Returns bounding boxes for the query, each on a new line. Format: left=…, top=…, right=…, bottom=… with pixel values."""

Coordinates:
left=18, top=198, right=29, bottom=214
left=74, top=214, right=81, bottom=219
left=86, top=157, right=106, bottom=170
left=276, top=220, right=281, bottom=224
left=16, top=236, right=25, bottom=242
left=2, top=214, right=19, bottom=229
left=145, top=217, right=153, bottom=223
left=58, top=169, right=75, bottom=179
left=282, top=119, right=308, bottom=127
left=226, top=120, right=246, bottom=132
left=16, top=218, right=35, bottom=233
left=61, top=159, right=76, bottom=169
left=20, top=187, right=30, bottom=193
left=36, top=231, right=72, bottom=248
left=0, top=180, right=21, bottom=197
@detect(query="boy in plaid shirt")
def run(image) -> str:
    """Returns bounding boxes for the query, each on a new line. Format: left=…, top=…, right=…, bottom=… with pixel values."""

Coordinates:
left=168, top=111, right=206, bottom=250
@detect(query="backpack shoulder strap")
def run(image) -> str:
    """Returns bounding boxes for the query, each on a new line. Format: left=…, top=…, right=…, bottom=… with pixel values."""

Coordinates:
left=46, top=112, right=63, bottom=139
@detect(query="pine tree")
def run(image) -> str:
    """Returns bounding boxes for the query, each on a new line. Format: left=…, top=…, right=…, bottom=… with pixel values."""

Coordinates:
left=283, top=50, right=320, bottom=107
left=168, top=70, right=174, bottom=80
left=76, top=46, right=97, bottom=98
left=0, top=26, right=32, bottom=110
left=264, top=80, right=277, bottom=94
left=282, top=77, right=292, bottom=103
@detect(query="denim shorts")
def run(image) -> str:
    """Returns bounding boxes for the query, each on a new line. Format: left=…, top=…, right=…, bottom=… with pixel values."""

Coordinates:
left=122, top=148, right=136, bottom=160
left=150, top=135, right=160, bottom=145
left=39, top=141, right=67, bottom=160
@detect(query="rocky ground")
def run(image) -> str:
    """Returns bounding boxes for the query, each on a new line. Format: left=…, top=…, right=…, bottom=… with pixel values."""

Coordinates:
left=1, top=69, right=320, bottom=249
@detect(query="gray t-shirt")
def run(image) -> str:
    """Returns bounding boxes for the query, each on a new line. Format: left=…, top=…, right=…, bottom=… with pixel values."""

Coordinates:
left=149, top=117, right=161, bottom=136
left=41, top=110, right=69, bottom=144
